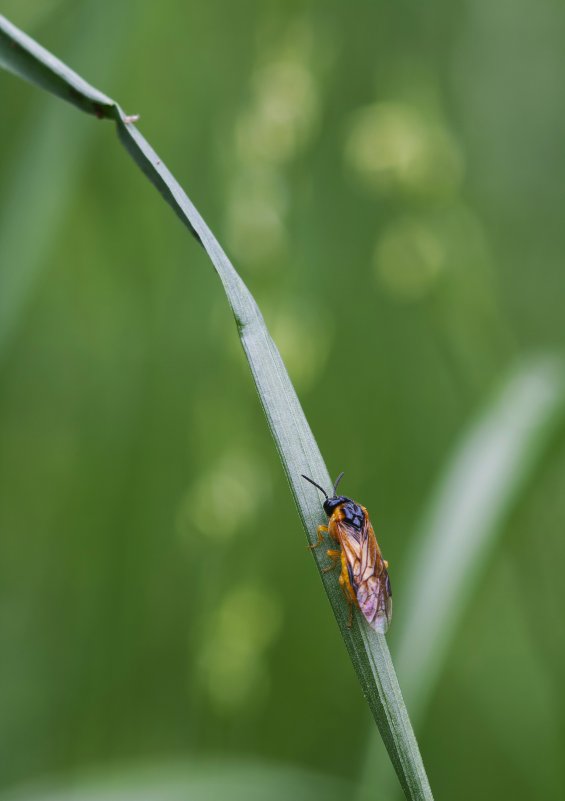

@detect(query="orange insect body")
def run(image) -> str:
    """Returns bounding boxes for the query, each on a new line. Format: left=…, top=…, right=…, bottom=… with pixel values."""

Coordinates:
left=302, top=472, right=392, bottom=634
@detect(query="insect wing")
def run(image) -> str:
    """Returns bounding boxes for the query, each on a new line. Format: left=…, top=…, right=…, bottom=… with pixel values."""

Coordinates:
left=336, top=512, right=392, bottom=633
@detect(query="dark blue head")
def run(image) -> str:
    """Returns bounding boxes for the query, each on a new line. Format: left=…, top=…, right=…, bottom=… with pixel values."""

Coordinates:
left=323, top=494, right=349, bottom=516
left=301, top=471, right=348, bottom=517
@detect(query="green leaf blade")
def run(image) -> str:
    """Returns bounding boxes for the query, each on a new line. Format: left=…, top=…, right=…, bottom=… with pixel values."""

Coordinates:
left=395, top=356, right=565, bottom=717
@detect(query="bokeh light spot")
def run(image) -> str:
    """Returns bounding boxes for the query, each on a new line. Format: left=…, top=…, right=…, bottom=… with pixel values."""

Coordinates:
left=268, top=301, right=333, bottom=391
left=374, top=205, right=492, bottom=303
left=225, top=168, right=288, bottom=267
left=345, top=102, right=464, bottom=197
left=177, top=452, right=269, bottom=542
left=236, top=59, right=319, bottom=166
left=374, top=216, right=446, bottom=301
left=198, top=583, right=283, bottom=712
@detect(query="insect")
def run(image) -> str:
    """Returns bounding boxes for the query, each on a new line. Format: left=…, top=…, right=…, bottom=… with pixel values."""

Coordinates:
left=302, top=472, right=392, bottom=633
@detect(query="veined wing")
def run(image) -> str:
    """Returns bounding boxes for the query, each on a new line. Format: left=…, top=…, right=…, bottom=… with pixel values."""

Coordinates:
left=334, top=511, right=392, bottom=633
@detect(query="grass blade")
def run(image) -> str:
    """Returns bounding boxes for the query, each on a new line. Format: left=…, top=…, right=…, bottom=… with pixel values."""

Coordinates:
left=0, top=15, right=433, bottom=800
left=358, top=355, right=565, bottom=800
left=395, top=355, right=565, bottom=715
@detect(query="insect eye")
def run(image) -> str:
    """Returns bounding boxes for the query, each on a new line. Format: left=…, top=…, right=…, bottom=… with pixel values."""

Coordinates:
left=323, top=498, right=336, bottom=515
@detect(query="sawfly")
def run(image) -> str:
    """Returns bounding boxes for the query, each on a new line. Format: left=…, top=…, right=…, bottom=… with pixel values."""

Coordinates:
left=302, top=472, right=392, bottom=633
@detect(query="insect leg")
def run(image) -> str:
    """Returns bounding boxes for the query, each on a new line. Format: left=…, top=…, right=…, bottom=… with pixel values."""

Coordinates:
left=338, top=576, right=354, bottom=627
left=308, top=525, right=328, bottom=550
left=338, top=570, right=357, bottom=628
left=322, top=548, right=341, bottom=573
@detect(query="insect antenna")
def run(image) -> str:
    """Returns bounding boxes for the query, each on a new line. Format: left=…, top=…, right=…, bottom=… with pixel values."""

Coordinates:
left=301, top=474, right=328, bottom=499
left=333, top=471, right=345, bottom=495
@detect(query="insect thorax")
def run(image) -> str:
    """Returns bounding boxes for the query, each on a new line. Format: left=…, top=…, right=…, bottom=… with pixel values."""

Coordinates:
left=337, top=500, right=365, bottom=531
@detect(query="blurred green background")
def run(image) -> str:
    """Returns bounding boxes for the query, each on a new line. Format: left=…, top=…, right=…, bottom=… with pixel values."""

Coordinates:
left=1, top=1, right=565, bottom=799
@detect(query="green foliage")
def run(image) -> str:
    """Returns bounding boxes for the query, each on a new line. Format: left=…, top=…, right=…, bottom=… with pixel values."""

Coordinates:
left=1, top=3, right=565, bottom=801
left=0, top=11, right=432, bottom=801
